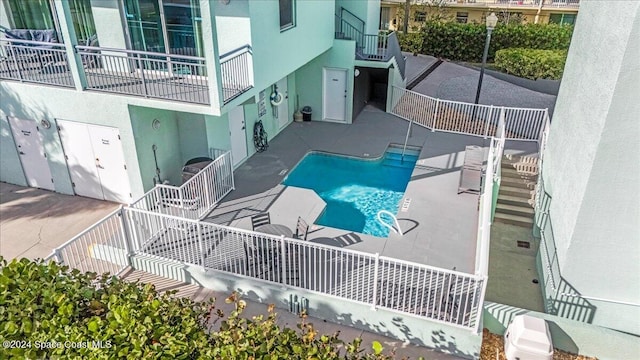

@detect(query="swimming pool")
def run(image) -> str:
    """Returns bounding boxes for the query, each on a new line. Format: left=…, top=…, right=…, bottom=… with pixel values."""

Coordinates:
left=282, top=146, right=419, bottom=237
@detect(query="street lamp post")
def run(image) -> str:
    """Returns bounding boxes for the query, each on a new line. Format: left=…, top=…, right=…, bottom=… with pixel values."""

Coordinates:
left=474, top=12, right=498, bottom=105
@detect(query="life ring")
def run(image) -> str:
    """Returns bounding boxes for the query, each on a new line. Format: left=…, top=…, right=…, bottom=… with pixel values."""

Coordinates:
left=270, top=91, right=284, bottom=106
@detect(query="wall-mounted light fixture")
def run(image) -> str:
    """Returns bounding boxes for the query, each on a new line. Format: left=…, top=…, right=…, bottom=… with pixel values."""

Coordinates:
left=40, top=119, right=51, bottom=129
left=152, top=118, right=161, bottom=130
left=354, top=69, right=360, bottom=78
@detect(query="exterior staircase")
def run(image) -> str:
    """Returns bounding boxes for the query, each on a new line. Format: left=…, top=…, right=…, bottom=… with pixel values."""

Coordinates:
left=494, top=155, right=539, bottom=227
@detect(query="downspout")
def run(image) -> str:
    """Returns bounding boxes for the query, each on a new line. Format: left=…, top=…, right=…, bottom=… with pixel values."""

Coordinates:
left=535, top=0, right=545, bottom=24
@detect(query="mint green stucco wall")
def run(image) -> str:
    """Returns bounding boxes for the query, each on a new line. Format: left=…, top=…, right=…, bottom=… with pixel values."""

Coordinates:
left=295, top=40, right=356, bottom=123
left=90, top=0, right=128, bottom=49
left=214, top=0, right=251, bottom=56
left=484, top=302, right=640, bottom=360
left=336, top=0, right=381, bottom=35
left=539, top=1, right=640, bottom=335
left=247, top=0, right=333, bottom=93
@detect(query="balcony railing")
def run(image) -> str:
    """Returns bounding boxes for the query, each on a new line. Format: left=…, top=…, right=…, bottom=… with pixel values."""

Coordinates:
left=0, top=38, right=74, bottom=87
left=219, top=45, right=254, bottom=104
left=76, top=46, right=210, bottom=105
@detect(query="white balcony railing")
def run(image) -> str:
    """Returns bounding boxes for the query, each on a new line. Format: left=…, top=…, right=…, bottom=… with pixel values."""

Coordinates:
left=76, top=45, right=210, bottom=104
left=0, top=38, right=74, bottom=87
left=446, top=0, right=579, bottom=8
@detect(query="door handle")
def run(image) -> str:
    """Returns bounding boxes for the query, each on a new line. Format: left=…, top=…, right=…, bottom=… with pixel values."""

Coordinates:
left=19, top=151, right=25, bottom=155
left=96, top=158, right=104, bottom=169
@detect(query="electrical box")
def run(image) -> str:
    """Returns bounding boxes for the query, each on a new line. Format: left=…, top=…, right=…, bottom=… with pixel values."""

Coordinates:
left=504, top=315, right=553, bottom=360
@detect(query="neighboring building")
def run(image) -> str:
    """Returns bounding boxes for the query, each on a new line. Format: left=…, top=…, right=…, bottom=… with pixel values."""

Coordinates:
left=0, top=0, right=404, bottom=203
left=380, top=0, right=579, bottom=30
left=535, top=0, right=640, bottom=336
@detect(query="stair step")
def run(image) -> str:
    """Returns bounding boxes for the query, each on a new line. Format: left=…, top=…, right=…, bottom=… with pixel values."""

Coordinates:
left=496, top=203, right=535, bottom=217
left=501, top=167, right=537, bottom=177
left=497, top=194, right=534, bottom=207
left=499, top=185, right=534, bottom=199
left=494, top=212, right=534, bottom=227
left=500, top=176, right=536, bottom=188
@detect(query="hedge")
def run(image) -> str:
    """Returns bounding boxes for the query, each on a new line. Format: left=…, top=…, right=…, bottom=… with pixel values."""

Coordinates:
left=0, top=257, right=408, bottom=359
left=398, top=21, right=573, bottom=62
left=494, top=48, right=567, bottom=80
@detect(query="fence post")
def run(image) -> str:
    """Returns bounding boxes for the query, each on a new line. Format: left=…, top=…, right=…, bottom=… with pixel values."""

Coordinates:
left=484, top=105, right=493, bottom=139
left=198, top=222, right=206, bottom=271
left=498, top=107, right=506, bottom=138
left=53, top=249, right=63, bottom=264
left=432, top=99, right=440, bottom=131
left=474, top=276, right=488, bottom=334
left=118, top=206, right=135, bottom=268
left=371, top=253, right=380, bottom=310
left=137, top=53, right=149, bottom=98
left=229, top=152, right=236, bottom=190
left=280, top=235, right=287, bottom=285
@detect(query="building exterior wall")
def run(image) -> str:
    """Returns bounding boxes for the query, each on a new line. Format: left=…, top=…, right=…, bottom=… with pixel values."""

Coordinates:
left=539, top=0, right=640, bottom=335
left=247, top=0, right=334, bottom=94
left=381, top=1, right=579, bottom=30
left=294, top=40, right=356, bottom=123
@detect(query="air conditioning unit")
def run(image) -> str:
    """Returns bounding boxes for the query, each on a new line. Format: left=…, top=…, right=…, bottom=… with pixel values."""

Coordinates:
left=504, top=315, right=553, bottom=360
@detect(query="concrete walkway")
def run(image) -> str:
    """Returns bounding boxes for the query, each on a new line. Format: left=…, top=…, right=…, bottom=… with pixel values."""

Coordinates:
left=402, top=52, right=438, bottom=85
left=123, top=268, right=462, bottom=360
left=408, top=60, right=557, bottom=114
left=0, top=182, right=118, bottom=260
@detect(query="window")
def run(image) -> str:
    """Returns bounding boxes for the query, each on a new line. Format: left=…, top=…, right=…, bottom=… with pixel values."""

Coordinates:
left=456, top=12, right=468, bottom=24
left=279, top=0, right=295, bottom=31
left=7, top=0, right=55, bottom=29
left=549, top=13, right=576, bottom=25
left=414, top=11, right=426, bottom=22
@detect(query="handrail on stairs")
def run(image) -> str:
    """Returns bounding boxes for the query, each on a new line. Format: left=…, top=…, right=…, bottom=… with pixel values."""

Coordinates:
left=377, top=210, right=403, bottom=236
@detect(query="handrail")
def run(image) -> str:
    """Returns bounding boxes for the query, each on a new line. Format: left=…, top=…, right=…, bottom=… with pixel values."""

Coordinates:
left=219, top=44, right=252, bottom=61
left=377, top=210, right=403, bottom=236
left=340, top=6, right=365, bottom=32
left=75, top=45, right=206, bottom=61
left=0, top=38, right=66, bottom=47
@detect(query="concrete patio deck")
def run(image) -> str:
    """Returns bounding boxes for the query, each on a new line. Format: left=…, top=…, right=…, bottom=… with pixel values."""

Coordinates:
left=205, top=106, right=537, bottom=274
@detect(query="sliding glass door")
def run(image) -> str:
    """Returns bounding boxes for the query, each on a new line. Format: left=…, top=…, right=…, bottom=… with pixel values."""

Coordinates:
left=123, top=0, right=203, bottom=58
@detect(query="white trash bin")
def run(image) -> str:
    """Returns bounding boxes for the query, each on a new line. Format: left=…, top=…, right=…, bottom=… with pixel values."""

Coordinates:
left=504, top=315, right=553, bottom=360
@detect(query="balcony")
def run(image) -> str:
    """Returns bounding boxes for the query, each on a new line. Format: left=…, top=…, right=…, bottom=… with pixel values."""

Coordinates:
left=0, top=38, right=74, bottom=88
left=334, top=15, right=406, bottom=78
left=1, top=38, right=254, bottom=106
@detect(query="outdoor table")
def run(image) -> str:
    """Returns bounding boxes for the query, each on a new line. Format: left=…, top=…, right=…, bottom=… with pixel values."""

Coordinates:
left=254, top=224, right=293, bottom=238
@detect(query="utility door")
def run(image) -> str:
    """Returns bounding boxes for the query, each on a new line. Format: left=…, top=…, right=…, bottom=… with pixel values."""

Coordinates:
left=58, top=120, right=104, bottom=200
left=228, top=106, right=247, bottom=167
left=323, top=68, right=348, bottom=122
left=58, top=121, right=131, bottom=203
left=8, top=117, right=54, bottom=191
left=88, top=125, right=131, bottom=203
left=276, top=77, right=289, bottom=129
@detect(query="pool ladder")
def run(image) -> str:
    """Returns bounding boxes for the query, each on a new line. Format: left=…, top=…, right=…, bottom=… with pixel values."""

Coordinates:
left=377, top=210, right=403, bottom=236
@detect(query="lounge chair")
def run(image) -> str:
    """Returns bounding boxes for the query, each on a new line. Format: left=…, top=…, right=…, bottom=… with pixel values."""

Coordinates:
left=458, top=145, right=483, bottom=194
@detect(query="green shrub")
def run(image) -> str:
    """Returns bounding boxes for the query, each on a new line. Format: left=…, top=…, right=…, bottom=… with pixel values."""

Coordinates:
left=400, top=21, right=573, bottom=62
left=494, top=48, right=568, bottom=80
left=0, top=257, right=411, bottom=359
left=397, top=32, right=424, bottom=55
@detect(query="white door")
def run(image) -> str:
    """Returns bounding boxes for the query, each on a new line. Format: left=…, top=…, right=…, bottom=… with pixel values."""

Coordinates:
left=276, top=77, right=289, bottom=129
left=58, top=121, right=104, bottom=200
left=58, top=121, right=131, bottom=203
left=228, top=106, right=247, bottom=167
left=8, top=117, right=55, bottom=191
left=323, top=68, right=348, bottom=122
left=88, top=125, right=131, bottom=203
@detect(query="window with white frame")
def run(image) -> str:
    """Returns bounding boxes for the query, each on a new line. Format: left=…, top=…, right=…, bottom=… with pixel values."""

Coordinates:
left=456, top=12, right=469, bottom=24
left=279, top=0, right=295, bottom=31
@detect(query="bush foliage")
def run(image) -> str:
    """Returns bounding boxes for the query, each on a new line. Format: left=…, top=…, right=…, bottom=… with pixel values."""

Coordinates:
left=0, top=258, right=411, bottom=359
left=494, top=48, right=567, bottom=80
left=398, top=21, right=573, bottom=62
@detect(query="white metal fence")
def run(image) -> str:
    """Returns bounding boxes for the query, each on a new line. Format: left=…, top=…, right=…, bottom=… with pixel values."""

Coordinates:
left=123, top=207, right=486, bottom=331
left=390, top=86, right=548, bottom=141
left=48, top=207, right=131, bottom=277
left=130, top=149, right=234, bottom=220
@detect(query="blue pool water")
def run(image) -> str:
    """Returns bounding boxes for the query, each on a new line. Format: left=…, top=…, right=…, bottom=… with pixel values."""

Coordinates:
left=282, top=147, right=419, bottom=237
